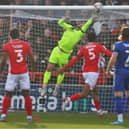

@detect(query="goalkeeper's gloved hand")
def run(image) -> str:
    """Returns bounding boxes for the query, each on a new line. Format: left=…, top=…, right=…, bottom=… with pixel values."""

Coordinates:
left=62, top=16, right=70, bottom=23
left=91, top=7, right=103, bottom=21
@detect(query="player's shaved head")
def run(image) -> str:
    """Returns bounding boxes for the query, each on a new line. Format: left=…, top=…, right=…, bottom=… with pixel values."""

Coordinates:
left=122, top=27, right=129, bottom=41
left=10, top=28, right=19, bottom=39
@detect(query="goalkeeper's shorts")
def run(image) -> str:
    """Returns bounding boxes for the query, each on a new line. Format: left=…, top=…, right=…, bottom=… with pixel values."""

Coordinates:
left=48, top=46, right=71, bottom=68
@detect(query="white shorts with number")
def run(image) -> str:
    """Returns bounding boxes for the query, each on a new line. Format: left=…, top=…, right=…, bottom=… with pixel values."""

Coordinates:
left=5, top=72, right=30, bottom=91
left=82, top=72, right=99, bottom=90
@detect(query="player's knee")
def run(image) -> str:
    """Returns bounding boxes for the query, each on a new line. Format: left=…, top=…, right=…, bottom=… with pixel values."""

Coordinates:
left=46, top=63, right=55, bottom=71
left=56, top=68, right=64, bottom=74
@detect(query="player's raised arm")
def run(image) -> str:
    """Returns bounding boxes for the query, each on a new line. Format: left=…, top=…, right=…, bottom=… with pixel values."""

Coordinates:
left=81, top=2, right=102, bottom=33
left=80, top=19, right=93, bottom=33
left=58, top=17, right=73, bottom=30
left=0, top=50, right=8, bottom=73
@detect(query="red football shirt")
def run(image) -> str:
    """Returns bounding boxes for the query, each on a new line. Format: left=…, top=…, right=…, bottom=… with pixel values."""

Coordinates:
left=64, top=42, right=112, bottom=72
left=2, top=40, right=32, bottom=74
left=78, top=43, right=112, bottom=72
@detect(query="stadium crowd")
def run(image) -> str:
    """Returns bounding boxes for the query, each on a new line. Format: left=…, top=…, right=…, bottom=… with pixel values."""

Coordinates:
left=0, top=0, right=129, bottom=5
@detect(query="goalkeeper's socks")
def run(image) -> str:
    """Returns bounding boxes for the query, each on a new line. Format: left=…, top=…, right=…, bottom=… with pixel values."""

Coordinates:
left=70, top=94, right=81, bottom=101
left=94, top=99, right=101, bottom=111
left=57, top=74, right=65, bottom=85
left=25, top=96, right=32, bottom=116
left=43, top=71, right=52, bottom=84
left=2, top=97, right=11, bottom=114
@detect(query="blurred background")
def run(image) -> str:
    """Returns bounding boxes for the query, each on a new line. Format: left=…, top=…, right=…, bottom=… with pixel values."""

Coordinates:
left=0, top=0, right=129, bottom=112
left=0, top=0, right=128, bottom=6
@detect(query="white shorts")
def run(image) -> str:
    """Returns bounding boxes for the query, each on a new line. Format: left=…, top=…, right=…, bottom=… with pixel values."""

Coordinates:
left=82, top=72, right=99, bottom=90
left=5, top=73, right=30, bottom=91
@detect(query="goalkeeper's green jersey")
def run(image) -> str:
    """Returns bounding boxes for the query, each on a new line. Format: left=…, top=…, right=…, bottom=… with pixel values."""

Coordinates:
left=58, top=18, right=93, bottom=53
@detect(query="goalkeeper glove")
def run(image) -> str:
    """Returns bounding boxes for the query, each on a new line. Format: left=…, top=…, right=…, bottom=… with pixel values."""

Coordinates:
left=91, top=7, right=103, bottom=21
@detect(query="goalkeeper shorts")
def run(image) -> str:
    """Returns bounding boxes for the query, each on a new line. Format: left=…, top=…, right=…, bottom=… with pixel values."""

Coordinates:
left=48, top=46, right=71, bottom=67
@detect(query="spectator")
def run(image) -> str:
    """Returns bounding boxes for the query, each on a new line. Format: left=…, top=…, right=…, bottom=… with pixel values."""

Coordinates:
left=42, top=27, right=57, bottom=60
left=108, top=16, right=118, bottom=32
left=60, top=0, right=67, bottom=5
left=25, top=20, right=33, bottom=40
left=93, top=20, right=103, bottom=36
left=44, top=0, right=52, bottom=5
left=121, top=0, right=129, bottom=5
left=0, top=18, right=9, bottom=48
left=97, top=23, right=112, bottom=50
left=111, top=20, right=123, bottom=36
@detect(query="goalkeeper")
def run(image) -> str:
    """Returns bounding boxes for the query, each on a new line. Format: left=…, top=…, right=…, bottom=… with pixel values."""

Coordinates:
left=41, top=10, right=101, bottom=97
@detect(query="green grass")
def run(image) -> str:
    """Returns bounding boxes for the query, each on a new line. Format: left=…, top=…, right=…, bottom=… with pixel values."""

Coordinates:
left=0, top=112, right=129, bottom=129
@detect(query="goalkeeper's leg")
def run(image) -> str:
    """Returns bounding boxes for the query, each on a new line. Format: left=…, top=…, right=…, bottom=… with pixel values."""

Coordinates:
left=53, top=64, right=65, bottom=96
left=53, top=73, right=65, bottom=96
left=41, top=63, right=55, bottom=96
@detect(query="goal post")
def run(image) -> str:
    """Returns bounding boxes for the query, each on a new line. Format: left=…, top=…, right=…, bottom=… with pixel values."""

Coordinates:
left=0, top=5, right=129, bottom=113
left=0, top=5, right=129, bottom=10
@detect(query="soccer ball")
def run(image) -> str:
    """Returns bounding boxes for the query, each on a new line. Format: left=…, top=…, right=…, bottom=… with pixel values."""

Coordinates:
left=94, top=2, right=103, bottom=12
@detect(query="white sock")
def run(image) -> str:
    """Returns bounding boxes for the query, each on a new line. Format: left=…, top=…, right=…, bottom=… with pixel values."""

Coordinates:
left=1, top=114, right=6, bottom=118
left=67, top=97, right=71, bottom=101
left=117, top=113, right=123, bottom=122
left=55, top=85, right=59, bottom=89
left=27, top=116, right=32, bottom=119
left=43, top=86, right=47, bottom=91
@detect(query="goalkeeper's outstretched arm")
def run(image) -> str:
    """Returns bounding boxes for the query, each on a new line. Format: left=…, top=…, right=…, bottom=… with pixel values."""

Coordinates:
left=81, top=7, right=101, bottom=33
left=58, top=17, right=73, bottom=30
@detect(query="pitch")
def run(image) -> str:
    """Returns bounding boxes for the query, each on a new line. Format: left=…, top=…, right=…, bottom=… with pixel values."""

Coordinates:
left=0, top=112, right=128, bottom=129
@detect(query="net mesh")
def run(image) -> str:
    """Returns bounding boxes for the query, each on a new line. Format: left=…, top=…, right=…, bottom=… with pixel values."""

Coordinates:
left=0, top=7, right=129, bottom=113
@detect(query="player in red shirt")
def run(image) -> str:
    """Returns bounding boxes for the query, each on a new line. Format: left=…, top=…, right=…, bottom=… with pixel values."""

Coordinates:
left=62, top=31, right=112, bottom=116
left=0, top=28, right=35, bottom=122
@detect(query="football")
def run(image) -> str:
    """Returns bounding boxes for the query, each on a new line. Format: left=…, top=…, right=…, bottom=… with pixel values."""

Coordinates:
left=94, top=2, right=103, bottom=11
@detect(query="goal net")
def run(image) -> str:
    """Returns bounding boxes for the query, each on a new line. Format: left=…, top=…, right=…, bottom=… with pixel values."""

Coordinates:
left=0, top=5, right=129, bottom=113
